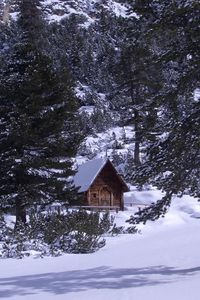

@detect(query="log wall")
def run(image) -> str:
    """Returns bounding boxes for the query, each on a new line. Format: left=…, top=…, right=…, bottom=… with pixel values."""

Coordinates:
left=85, top=162, right=124, bottom=210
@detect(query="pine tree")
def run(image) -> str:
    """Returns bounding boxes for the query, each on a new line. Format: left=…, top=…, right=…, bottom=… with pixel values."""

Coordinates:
left=127, top=0, right=200, bottom=223
left=111, top=13, right=162, bottom=166
left=0, top=0, right=82, bottom=226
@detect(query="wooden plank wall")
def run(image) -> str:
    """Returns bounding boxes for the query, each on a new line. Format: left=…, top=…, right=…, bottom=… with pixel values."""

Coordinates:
left=87, top=162, right=124, bottom=209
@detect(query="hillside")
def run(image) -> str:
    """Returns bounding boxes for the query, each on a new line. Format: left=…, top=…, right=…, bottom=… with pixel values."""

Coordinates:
left=42, top=0, right=134, bottom=23
left=1, top=0, right=142, bottom=175
left=1, top=0, right=135, bottom=112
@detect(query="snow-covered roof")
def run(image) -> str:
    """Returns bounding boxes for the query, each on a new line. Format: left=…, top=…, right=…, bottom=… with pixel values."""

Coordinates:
left=73, top=157, right=108, bottom=192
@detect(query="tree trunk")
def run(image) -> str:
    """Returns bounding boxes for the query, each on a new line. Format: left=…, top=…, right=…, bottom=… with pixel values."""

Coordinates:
left=134, top=109, right=141, bottom=166
left=15, top=198, right=26, bottom=228
left=130, top=84, right=141, bottom=166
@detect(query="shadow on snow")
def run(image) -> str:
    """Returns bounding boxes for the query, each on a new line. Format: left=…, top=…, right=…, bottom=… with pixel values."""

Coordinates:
left=0, top=265, right=200, bottom=298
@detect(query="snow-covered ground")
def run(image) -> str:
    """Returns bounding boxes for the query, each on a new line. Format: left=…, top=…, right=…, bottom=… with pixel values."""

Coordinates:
left=1, top=194, right=200, bottom=300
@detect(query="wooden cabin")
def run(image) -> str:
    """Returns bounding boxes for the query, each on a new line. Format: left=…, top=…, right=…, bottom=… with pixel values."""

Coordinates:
left=73, top=158, right=129, bottom=211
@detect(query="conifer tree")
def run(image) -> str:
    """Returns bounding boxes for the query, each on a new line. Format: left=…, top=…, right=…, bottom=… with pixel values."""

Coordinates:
left=127, top=0, right=200, bottom=223
left=111, top=13, right=162, bottom=166
left=0, top=0, right=82, bottom=226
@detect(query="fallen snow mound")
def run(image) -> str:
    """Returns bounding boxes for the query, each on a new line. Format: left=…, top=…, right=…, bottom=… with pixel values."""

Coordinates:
left=115, top=193, right=200, bottom=232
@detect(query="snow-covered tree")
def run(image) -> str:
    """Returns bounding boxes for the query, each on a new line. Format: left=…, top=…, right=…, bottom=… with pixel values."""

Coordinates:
left=0, top=0, right=82, bottom=226
left=110, top=10, right=162, bottom=166
left=127, top=0, right=200, bottom=223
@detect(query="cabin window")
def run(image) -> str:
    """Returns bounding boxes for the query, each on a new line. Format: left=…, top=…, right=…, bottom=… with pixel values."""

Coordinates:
left=93, top=193, right=97, bottom=198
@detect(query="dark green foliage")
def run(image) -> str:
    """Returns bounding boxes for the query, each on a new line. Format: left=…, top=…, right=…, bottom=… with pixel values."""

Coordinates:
left=132, top=103, right=200, bottom=203
left=124, top=150, right=136, bottom=181
left=127, top=193, right=172, bottom=225
left=0, top=210, right=115, bottom=258
left=0, top=0, right=83, bottom=225
left=42, top=209, right=113, bottom=254
left=110, top=8, right=162, bottom=167
left=47, top=6, right=127, bottom=131
left=0, top=213, right=10, bottom=242
left=90, top=108, right=113, bottom=133
left=125, top=226, right=140, bottom=234
left=0, top=209, right=140, bottom=258
left=4, top=223, right=30, bottom=259
left=110, top=223, right=139, bottom=235
left=127, top=0, right=200, bottom=223
left=111, top=150, right=124, bottom=169
left=0, top=220, right=48, bottom=258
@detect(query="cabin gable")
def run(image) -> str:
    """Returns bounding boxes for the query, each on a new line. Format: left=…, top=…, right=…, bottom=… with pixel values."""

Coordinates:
left=74, top=158, right=129, bottom=211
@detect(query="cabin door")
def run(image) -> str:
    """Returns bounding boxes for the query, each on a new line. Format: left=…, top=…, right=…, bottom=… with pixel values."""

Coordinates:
left=100, top=187, right=111, bottom=206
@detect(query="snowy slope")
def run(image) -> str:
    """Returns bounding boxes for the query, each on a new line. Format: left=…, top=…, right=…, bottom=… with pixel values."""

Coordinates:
left=1, top=195, right=200, bottom=300
left=1, top=0, right=135, bottom=25
left=41, top=0, right=135, bottom=24
left=76, top=125, right=135, bottom=171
